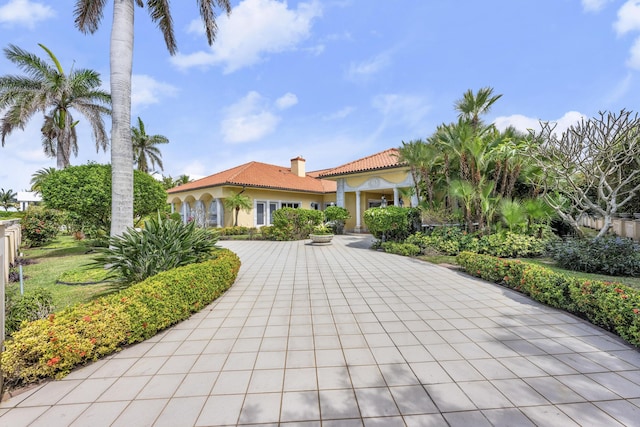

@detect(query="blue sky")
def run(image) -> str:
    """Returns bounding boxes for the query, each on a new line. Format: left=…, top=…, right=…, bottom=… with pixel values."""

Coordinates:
left=1, top=0, right=639, bottom=192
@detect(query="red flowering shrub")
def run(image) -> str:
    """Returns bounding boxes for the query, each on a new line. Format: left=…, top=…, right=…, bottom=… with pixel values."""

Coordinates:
left=457, top=251, right=640, bottom=347
left=21, top=207, right=62, bottom=247
left=1, top=249, right=240, bottom=388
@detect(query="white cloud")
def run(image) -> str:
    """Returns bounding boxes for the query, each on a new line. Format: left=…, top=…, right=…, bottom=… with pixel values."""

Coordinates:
left=582, top=0, right=612, bottom=13
left=179, top=160, right=206, bottom=181
left=221, top=91, right=281, bottom=143
left=347, top=52, right=391, bottom=80
left=626, top=36, right=640, bottom=69
left=0, top=0, right=54, bottom=28
left=323, top=106, right=355, bottom=121
left=614, top=0, right=640, bottom=35
left=275, top=92, right=298, bottom=110
left=131, top=75, right=178, bottom=110
left=372, top=93, right=430, bottom=127
left=493, top=111, right=586, bottom=136
left=606, top=72, right=633, bottom=102
left=173, top=0, right=322, bottom=73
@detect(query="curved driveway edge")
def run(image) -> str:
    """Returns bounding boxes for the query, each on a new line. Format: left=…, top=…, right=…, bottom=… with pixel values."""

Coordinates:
left=1, top=235, right=640, bottom=426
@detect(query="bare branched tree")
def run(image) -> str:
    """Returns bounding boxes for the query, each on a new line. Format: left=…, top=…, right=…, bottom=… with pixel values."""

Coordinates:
left=531, top=109, right=640, bottom=238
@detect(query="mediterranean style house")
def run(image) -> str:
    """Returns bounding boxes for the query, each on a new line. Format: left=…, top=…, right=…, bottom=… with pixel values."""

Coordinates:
left=167, top=148, right=417, bottom=232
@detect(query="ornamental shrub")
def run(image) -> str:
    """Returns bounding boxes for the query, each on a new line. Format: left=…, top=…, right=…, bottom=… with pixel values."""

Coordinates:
left=548, top=236, right=640, bottom=276
left=456, top=251, right=640, bottom=347
left=1, top=249, right=240, bottom=388
left=363, top=206, right=410, bottom=242
left=94, top=215, right=219, bottom=284
left=5, top=286, right=55, bottom=336
left=380, top=242, right=421, bottom=256
left=477, top=231, right=547, bottom=258
left=21, top=207, right=62, bottom=247
left=405, top=228, right=548, bottom=258
left=324, top=206, right=350, bottom=234
left=270, top=208, right=323, bottom=240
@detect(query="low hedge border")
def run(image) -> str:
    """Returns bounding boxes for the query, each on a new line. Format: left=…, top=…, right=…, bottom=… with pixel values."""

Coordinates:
left=456, top=251, right=640, bottom=347
left=1, top=249, right=240, bottom=388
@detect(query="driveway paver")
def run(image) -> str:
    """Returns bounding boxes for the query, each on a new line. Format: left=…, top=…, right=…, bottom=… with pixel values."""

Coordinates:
left=1, top=235, right=640, bottom=426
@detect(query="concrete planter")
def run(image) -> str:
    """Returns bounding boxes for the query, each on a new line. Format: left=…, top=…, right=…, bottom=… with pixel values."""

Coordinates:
left=309, top=234, right=334, bottom=244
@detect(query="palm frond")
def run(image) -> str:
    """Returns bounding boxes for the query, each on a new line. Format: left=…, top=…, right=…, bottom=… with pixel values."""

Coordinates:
left=74, top=0, right=108, bottom=34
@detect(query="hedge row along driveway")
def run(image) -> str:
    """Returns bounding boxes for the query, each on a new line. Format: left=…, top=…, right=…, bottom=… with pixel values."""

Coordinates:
left=2, top=249, right=240, bottom=389
left=457, top=251, right=640, bottom=348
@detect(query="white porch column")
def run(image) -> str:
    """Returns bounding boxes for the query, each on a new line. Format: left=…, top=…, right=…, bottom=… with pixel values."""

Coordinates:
left=170, top=203, right=175, bottom=214
left=181, top=202, right=188, bottom=224
left=337, top=178, right=345, bottom=208
left=217, top=199, right=224, bottom=228
left=355, top=190, right=362, bottom=232
left=393, top=187, right=399, bottom=206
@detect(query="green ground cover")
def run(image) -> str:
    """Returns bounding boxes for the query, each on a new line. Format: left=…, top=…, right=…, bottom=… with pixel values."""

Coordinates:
left=13, top=236, right=111, bottom=310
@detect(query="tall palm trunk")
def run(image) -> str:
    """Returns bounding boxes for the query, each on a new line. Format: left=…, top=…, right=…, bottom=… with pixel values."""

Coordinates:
left=110, top=0, right=135, bottom=238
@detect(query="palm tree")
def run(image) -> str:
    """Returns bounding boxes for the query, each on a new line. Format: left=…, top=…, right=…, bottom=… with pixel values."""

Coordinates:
left=175, top=175, right=192, bottom=186
left=0, top=188, right=17, bottom=211
left=30, top=167, right=57, bottom=194
left=223, top=192, right=252, bottom=227
left=74, top=0, right=232, bottom=238
left=0, top=44, right=111, bottom=169
left=454, top=87, right=502, bottom=130
left=132, top=117, right=169, bottom=173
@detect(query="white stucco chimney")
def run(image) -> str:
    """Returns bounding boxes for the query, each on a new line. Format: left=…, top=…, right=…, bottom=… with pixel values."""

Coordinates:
left=291, top=156, right=306, bottom=177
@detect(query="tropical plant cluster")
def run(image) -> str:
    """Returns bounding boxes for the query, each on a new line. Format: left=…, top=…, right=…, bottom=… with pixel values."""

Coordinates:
left=397, top=88, right=551, bottom=234
left=94, top=216, right=220, bottom=285
left=457, top=252, right=640, bottom=347
left=548, top=236, right=640, bottom=276
left=1, top=249, right=240, bottom=388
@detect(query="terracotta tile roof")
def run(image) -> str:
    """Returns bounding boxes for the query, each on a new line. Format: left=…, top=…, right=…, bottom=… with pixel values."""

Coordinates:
left=319, top=148, right=406, bottom=177
left=167, top=161, right=337, bottom=194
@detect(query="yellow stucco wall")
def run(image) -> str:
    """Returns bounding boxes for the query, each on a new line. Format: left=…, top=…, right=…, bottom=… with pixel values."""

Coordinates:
left=168, top=186, right=335, bottom=228
left=344, top=169, right=410, bottom=188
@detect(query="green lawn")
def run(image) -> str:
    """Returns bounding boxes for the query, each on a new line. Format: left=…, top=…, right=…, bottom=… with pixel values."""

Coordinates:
left=13, top=236, right=112, bottom=310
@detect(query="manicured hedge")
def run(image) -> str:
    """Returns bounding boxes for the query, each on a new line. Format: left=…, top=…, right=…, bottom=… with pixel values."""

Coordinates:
left=1, top=249, right=240, bottom=388
left=457, top=251, right=640, bottom=347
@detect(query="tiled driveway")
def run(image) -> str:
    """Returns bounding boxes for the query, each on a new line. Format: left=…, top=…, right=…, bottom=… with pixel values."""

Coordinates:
left=1, top=235, right=640, bottom=426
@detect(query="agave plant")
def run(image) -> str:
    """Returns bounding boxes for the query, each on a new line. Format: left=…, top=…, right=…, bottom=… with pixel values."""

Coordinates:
left=94, top=215, right=219, bottom=285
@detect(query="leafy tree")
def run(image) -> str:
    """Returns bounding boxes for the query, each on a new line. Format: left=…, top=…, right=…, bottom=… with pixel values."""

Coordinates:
left=132, top=117, right=169, bottom=173
left=0, top=44, right=110, bottom=169
left=530, top=109, right=640, bottom=238
left=160, top=175, right=177, bottom=190
left=30, top=167, right=56, bottom=194
left=0, top=188, right=17, bottom=211
left=74, top=0, right=232, bottom=239
left=39, top=163, right=167, bottom=236
left=223, top=192, right=252, bottom=226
